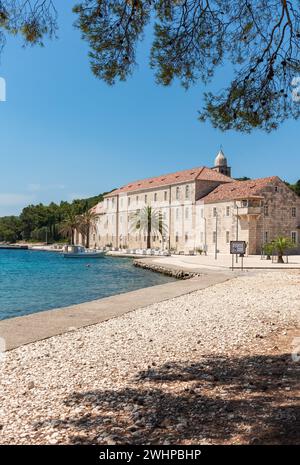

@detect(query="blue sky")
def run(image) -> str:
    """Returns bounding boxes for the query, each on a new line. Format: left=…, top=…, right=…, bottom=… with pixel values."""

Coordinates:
left=0, top=3, right=299, bottom=216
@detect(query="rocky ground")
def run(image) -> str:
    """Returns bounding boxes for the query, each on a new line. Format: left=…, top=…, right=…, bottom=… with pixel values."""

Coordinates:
left=0, top=271, right=299, bottom=445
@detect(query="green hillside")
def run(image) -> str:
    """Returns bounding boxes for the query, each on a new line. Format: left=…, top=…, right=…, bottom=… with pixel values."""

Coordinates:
left=0, top=191, right=112, bottom=243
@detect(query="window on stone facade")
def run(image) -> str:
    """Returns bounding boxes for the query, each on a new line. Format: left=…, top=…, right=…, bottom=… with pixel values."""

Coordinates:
left=241, top=200, right=248, bottom=207
left=176, top=187, right=180, bottom=201
left=201, top=209, right=204, bottom=218
left=292, top=207, right=296, bottom=218
left=185, top=207, right=189, bottom=220
left=164, top=191, right=168, bottom=201
left=226, top=231, right=230, bottom=243
left=154, top=193, right=158, bottom=202
left=291, top=231, right=297, bottom=244
left=213, top=231, right=217, bottom=243
left=175, top=233, right=179, bottom=243
left=145, top=195, right=147, bottom=204
left=185, top=185, right=190, bottom=199
left=226, top=206, right=230, bottom=216
left=185, top=233, right=189, bottom=243
left=264, top=231, right=269, bottom=243
left=136, top=196, right=139, bottom=203
left=264, top=205, right=269, bottom=217
left=128, top=197, right=131, bottom=207
left=274, top=186, right=278, bottom=192
left=213, top=207, right=217, bottom=217
left=112, top=198, right=115, bottom=207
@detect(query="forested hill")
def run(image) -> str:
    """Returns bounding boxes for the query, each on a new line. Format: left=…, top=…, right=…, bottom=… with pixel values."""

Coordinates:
left=0, top=191, right=112, bottom=243
left=284, top=180, right=300, bottom=196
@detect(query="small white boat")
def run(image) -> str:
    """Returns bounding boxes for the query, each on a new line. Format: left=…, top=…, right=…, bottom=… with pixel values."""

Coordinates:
left=63, top=245, right=106, bottom=258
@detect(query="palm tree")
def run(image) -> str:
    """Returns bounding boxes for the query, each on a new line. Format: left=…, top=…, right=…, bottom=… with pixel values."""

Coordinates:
left=271, top=236, right=294, bottom=264
left=78, top=210, right=98, bottom=249
left=59, top=210, right=81, bottom=245
left=130, top=206, right=168, bottom=249
left=263, top=242, right=275, bottom=260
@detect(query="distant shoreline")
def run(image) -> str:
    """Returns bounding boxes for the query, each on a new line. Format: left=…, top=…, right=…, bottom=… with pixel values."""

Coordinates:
left=0, top=244, right=28, bottom=250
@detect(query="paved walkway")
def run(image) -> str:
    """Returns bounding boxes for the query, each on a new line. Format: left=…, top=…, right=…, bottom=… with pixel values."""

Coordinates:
left=144, top=254, right=300, bottom=271
left=0, top=270, right=234, bottom=351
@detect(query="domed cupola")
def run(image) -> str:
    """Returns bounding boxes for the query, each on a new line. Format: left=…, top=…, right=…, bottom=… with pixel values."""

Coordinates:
left=212, top=148, right=231, bottom=177
left=215, top=149, right=227, bottom=167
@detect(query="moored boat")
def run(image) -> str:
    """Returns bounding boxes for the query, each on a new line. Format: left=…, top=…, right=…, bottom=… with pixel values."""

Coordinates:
left=63, top=245, right=106, bottom=258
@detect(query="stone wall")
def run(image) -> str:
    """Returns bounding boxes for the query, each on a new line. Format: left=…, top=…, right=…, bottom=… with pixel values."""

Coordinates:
left=133, top=259, right=202, bottom=279
left=255, top=179, right=300, bottom=254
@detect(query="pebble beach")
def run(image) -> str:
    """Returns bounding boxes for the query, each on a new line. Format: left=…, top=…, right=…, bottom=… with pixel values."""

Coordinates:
left=0, top=270, right=299, bottom=445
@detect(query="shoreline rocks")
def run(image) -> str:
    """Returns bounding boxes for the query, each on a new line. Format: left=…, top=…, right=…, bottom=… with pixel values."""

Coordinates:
left=133, top=260, right=202, bottom=280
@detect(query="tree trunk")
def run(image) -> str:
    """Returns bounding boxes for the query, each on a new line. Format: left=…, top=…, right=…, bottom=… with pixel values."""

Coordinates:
left=71, top=230, right=74, bottom=246
left=147, top=218, right=151, bottom=249
left=277, top=254, right=284, bottom=264
left=86, top=225, right=90, bottom=249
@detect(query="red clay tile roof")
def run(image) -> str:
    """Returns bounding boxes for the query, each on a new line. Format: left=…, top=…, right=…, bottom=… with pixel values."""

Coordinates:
left=90, top=201, right=104, bottom=214
left=105, top=166, right=232, bottom=197
left=202, top=176, right=279, bottom=203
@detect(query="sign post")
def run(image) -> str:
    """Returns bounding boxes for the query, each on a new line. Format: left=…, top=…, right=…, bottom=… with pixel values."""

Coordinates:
left=230, top=241, right=247, bottom=271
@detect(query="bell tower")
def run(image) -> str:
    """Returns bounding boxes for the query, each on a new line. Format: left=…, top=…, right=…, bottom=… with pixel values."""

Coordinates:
left=212, top=149, right=231, bottom=177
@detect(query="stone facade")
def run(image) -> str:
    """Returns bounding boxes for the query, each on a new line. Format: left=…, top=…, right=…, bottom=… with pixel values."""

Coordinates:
left=80, top=153, right=300, bottom=255
left=200, top=178, right=300, bottom=255
left=255, top=179, right=300, bottom=254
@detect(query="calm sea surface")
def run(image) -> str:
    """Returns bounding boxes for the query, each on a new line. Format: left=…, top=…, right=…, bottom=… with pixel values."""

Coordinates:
left=0, top=250, right=175, bottom=320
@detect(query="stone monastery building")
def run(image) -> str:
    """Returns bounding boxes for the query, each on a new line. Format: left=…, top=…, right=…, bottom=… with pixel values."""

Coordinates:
left=79, top=151, right=300, bottom=255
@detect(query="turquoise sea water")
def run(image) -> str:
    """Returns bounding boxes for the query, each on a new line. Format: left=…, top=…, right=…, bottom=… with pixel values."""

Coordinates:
left=0, top=250, right=175, bottom=320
